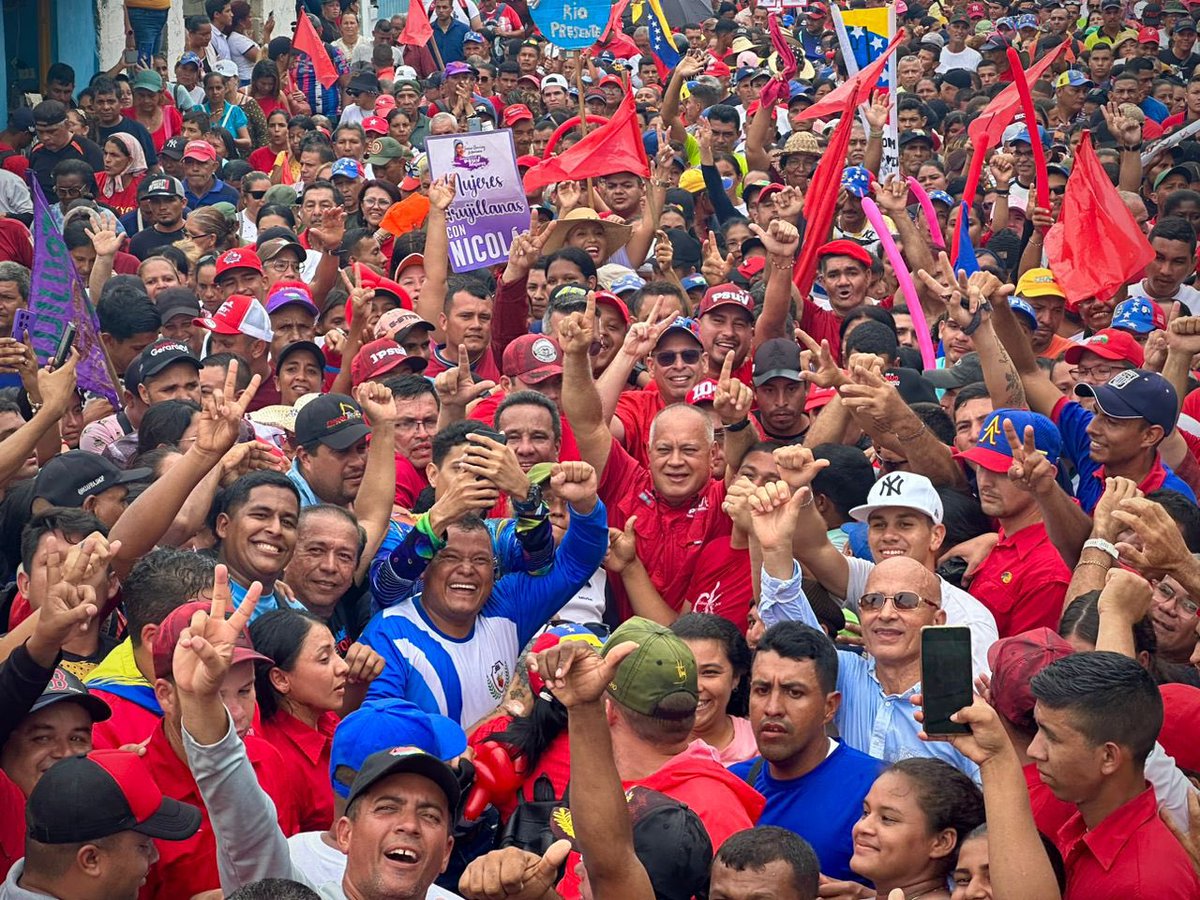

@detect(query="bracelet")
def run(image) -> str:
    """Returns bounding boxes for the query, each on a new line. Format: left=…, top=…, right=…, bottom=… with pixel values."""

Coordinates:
left=1124, top=142, right=1143, bottom=152
left=1075, top=559, right=1112, bottom=570
left=726, top=417, right=753, bottom=433
left=1082, top=537, right=1119, bottom=559
left=869, top=129, right=883, bottom=139
left=893, top=421, right=927, bottom=442
left=992, top=188, right=1010, bottom=196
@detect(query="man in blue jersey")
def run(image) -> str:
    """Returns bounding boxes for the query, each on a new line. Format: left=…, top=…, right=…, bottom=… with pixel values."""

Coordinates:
left=729, top=622, right=882, bottom=884
left=360, top=460, right=608, bottom=727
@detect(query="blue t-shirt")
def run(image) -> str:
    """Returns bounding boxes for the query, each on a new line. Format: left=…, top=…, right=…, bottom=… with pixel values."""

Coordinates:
left=729, top=740, right=884, bottom=883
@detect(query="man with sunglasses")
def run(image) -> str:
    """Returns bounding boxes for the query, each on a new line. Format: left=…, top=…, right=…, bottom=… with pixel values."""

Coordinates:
left=769, top=459, right=997, bottom=677
left=750, top=484, right=980, bottom=779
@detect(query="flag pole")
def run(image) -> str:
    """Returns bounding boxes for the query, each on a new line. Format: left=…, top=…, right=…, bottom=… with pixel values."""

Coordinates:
left=575, top=52, right=598, bottom=208
left=428, top=34, right=444, bottom=70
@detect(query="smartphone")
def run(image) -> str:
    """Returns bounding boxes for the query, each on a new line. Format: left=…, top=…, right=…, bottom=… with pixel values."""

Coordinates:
left=467, top=116, right=482, bottom=133
left=53, top=322, right=77, bottom=369
left=12, top=309, right=35, bottom=342
left=475, top=427, right=508, bottom=445
left=920, top=626, right=973, bottom=736
left=123, top=48, right=138, bottom=66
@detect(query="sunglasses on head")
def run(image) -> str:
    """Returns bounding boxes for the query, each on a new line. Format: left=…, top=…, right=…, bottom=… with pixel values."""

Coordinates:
left=654, top=348, right=702, bottom=366
left=859, top=591, right=938, bottom=611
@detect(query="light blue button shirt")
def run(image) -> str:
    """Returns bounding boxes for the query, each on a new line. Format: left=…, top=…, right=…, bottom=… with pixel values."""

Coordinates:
left=760, top=561, right=980, bottom=782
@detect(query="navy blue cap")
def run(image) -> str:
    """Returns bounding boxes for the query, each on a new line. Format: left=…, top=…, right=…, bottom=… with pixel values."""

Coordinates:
left=1073, top=369, right=1178, bottom=435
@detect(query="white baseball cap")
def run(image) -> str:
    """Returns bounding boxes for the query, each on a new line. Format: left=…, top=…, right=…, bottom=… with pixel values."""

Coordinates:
left=849, top=472, right=944, bottom=525
left=541, top=74, right=569, bottom=92
left=213, top=59, right=238, bottom=79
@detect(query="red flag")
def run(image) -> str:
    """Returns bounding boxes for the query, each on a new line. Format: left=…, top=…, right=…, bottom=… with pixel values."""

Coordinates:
left=758, top=14, right=798, bottom=111
left=796, top=30, right=905, bottom=122
left=1044, top=133, right=1153, bottom=303
left=601, top=0, right=631, bottom=40
left=522, top=92, right=650, bottom=193
left=966, top=42, right=1066, bottom=150
left=294, top=13, right=338, bottom=89
left=793, top=91, right=860, bottom=298
left=400, top=0, right=434, bottom=46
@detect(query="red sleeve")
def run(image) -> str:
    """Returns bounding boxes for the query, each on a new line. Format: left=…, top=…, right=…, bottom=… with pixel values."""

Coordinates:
left=596, top=435, right=647, bottom=527
left=0, top=220, right=31, bottom=268
left=491, top=270, right=531, bottom=360
left=799, top=301, right=846, bottom=363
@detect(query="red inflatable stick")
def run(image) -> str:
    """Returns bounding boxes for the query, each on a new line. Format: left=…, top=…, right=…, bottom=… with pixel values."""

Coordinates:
left=1006, top=47, right=1050, bottom=220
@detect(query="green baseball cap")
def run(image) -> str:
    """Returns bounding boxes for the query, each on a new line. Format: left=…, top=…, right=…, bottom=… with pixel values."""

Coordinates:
left=367, top=137, right=406, bottom=165
left=604, top=616, right=698, bottom=718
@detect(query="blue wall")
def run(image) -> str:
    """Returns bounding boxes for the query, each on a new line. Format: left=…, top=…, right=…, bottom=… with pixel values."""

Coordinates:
left=0, top=0, right=98, bottom=125
left=55, top=0, right=100, bottom=92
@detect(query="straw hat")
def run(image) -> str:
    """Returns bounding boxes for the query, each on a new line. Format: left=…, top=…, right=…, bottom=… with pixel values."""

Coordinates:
left=541, top=208, right=633, bottom=262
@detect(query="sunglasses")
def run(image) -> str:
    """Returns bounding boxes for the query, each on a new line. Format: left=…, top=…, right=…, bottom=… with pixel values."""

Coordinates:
left=246, top=189, right=267, bottom=199
left=654, top=348, right=702, bottom=366
left=859, top=591, right=939, bottom=612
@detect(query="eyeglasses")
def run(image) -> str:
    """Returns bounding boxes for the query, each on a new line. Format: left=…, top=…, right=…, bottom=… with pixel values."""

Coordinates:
left=1153, top=579, right=1200, bottom=616
left=859, top=592, right=939, bottom=612
left=267, top=259, right=301, bottom=274
left=1048, top=185, right=1066, bottom=196
left=654, top=348, right=702, bottom=366
left=396, top=416, right=438, bottom=434
left=54, top=185, right=85, bottom=198
left=246, top=189, right=267, bottom=199
left=1069, top=362, right=1131, bottom=381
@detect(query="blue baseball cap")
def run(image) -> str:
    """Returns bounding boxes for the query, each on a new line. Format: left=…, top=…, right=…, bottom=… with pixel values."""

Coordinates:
left=1055, top=70, right=1093, bottom=89
left=956, top=408, right=1062, bottom=473
left=929, top=190, right=955, bottom=206
left=1110, top=296, right=1165, bottom=335
left=1074, top=369, right=1178, bottom=435
left=654, top=315, right=703, bottom=347
left=329, top=699, right=466, bottom=799
left=1006, top=124, right=1051, bottom=146
left=841, top=166, right=872, bottom=199
left=177, top=52, right=202, bottom=68
left=611, top=273, right=646, bottom=295
left=1009, top=296, right=1038, bottom=332
left=331, top=158, right=363, bottom=180
left=681, top=274, right=708, bottom=292
left=1016, top=13, right=1039, bottom=28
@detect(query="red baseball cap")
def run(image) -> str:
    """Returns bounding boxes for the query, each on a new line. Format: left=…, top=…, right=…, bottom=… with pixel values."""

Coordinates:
left=502, top=334, right=564, bottom=383
left=151, top=600, right=271, bottom=680
left=738, top=256, right=766, bottom=280
left=815, top=238, right=873, bottom=269
left=1158, top=683, right=1200, bottom=773
left=686, top=379, right=718, bottom=405
left=1063, top=328, right=1145, bottom=366
left=358, top=267, right=412, bottom=308
left=757, top=182, right=787, bottom=204
left=351, top=338, right=426, bottom=385
left=699, top=284, right=755, bottom=318
left=362, top=115, right=388, bottom=135
left=182, top=140, right=217, bottom=162
left=193, top=294, right=274, bottom=342
left=503, top=104, right=534, bottom=126
left=1138, top=25, right=1161, bottom=43
left=516, top=154, right=543, bottom=169
left=967, top=1, right=986, bottom=16
left=594, top=291, right=631, bottom=326
left=215, top=247, right=263, bottom=278
left=987, top=627, right=1075, bottom=731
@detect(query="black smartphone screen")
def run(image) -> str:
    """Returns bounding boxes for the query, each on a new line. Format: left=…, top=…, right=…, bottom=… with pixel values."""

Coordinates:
left=53, top=323, right=77, bottom=369
left=920, top=626, right=973, bottom=736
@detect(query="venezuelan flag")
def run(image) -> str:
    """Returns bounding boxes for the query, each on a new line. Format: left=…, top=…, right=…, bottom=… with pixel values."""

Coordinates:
left=645, top=0, right=682, bottom=71
left=834, top=7, right=892, bottom=88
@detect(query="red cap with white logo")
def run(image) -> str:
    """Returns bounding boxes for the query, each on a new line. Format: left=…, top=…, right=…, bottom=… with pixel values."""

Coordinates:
left=350, top=338, right=427, bottom=385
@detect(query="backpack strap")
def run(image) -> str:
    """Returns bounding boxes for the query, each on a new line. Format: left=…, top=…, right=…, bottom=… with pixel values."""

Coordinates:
left=742, top=756, right=765, bottom=786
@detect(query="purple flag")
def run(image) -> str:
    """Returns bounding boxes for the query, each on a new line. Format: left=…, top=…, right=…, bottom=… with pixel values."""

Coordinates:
left=28, top=179, right=120, bottom=405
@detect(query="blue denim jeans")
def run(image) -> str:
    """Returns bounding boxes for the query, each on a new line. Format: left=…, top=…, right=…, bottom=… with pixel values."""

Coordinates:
left=127, top=7, right=168, bottom=66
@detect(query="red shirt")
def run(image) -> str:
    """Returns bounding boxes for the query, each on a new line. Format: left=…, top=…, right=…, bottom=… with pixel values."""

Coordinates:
left=688, top=537, right=753, bottom=634
left=0, top=774, right=25, bottom=881
left=249, top=145, right=285, bottom=174
left=423, top=343, right=503, bottom=383
left=469, top=390, right=582, bottom=463
left=1026, top=761, right=1075, bottom=840
left=614, top=387, right=665, bottom=468
left=139, top=722, right=301, bottom=900
left=0, top=143, right=29, bottom=180
left=255, top=709, right=340, bottom=834
left=799, top=302, right=846, bottom=364
left=968, top=521, right=1070, bottom=638
left=122, top=106, right=182, bottom=153
left=95, top=173, right=145, bottom=217
left=87, top=687, right=161, bottom=749
left=395, top=452, right=429, bottom=509
left=1055, top=786, right=1200, bottom=899
left=0, top=218, right=32, bottom=268
left=597, top=436, right=732, bottom=618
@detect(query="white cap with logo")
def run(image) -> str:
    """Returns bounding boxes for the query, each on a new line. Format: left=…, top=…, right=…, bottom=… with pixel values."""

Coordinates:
left=849, top=472, right=944, bottom=525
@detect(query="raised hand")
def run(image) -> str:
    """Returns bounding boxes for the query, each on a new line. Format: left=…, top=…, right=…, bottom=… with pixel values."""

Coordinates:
left=916, top=251, right=974, bottom=329
left=1101, top=100, right=1143, bottom=149
left=652, top=229, right=674, bottom=276
left=1111, top=496, right=1193, bottom=579
left=695, top=114, right=714, bottom=156
left=339, top=264, right=376, bottom=338
left=85, top=218, right=123, bottom=258
left=713, top=352, right=754, bottom=426
left=701, top=235, right=735, bottom=286
left=355, top=380, right=398, bottom=427
left=748, top=480, right=810, bottom=552
left=1091, top=476, right=1141, bottom=542
left=675, top=50, right=707, bottom=80
left=1003, top=419, right=1057, bottom=497
left=751, top=219, right=800, bottom=257
left=37, top=347, right=80, bottom=415
left=172, top=565, right=262, bottom=697
left=461, top=432, right=529, bottom=498
left=428, top=174, right=458, bottom=212
left=554, top=179, right=583, bottom=212
left=343, top=641, right=385, bottom=684
left=1167, top=312, right=1200, bottom=361
left=1097, top=566, right=1154, bottom=625
left=873, top=173, right=909, bottom=215
left=772, top=445, right=831, bottom=492
left=427, top=469, right=501, bottom=535
left=28, top=537, right=119, bottom=662
left=557, top=291, right=596, bottom=356
left=434, top=344, right=496, bottom=408
left=603, top=516, right=639, bottom=574
left=987, top=151, right=1015, bottom=189
left=864, top=91, right=888, bottom=132
left=506, top=228, right=548, bottom=276
left=840, top=364, right=905, bottom=434
left=527, top=638, right=638, bottom=707
left=307, top=205, right=346, bottom=253
left=796, top=329, right=849, bottom=388
left=218, top=441, right=287, bottom=486
left=196, top=357, right=260, bottom=456
left=916, top=694, right=1017, bottom=765
left=772, top=185, right=805, bottom=220
left=722, top=475, right=757, bottom=533
left=549, top=460, right=598, bottom=510
left=620, top=316, right=671, bottom=361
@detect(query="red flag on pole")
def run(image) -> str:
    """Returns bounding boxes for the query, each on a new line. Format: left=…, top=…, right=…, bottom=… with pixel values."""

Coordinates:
left=1044, top=132, right=1154, bottom=303
left=793, top=91, right=860, bottom=298
left=400, top=0, right=434, bottom=46
left=294, top=12, right=338, bottom=89
left=522, top=92, right=650, bottom=193
left=795, top=30, right=905, bottom=122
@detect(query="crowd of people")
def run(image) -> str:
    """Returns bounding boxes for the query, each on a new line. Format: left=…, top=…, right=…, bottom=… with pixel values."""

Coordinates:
left=6, top=0, right=1200, bottom=897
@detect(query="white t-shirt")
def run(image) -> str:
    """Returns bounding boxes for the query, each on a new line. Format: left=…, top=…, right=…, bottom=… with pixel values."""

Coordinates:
left=1135, top=279, right=1200, bottom=315
left=428, top=0, right=479, bottom=26
left=286, top=831, right=463, bottom=900
left=228, top=31, right=257, bottom=82
left=844, top=556, right=999, bottom=678
left=554, top=568, right=607, bottom=625
left=937, top=46, right=982, bottom=72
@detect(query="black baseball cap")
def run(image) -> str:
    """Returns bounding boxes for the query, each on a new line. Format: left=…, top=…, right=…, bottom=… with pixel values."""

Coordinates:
left=161, top=136, right=188, bottom=160
left=275, top=339, right=325, bottom=375
left=10, top=108, right=35, bottom=133
left=293, top=393, right=372, bottom=449
left=346, top=746, right=461, bottom=812
left=30, top=667, right=112, bottom=723
left=139, top=339, right=201, bottom=379
left=33, top=451, right=152, bottom=507
left=26, top=750, right=201, bottom=844
left=143, top=176, right=185, bottom=198
left=155, top=287, right=202, bottom=324
left=753, top=337, right=804, bottom=386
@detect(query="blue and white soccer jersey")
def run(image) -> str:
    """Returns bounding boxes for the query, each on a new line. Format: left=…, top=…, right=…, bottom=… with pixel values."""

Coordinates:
left=361, top=501, right=608, bottom=726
